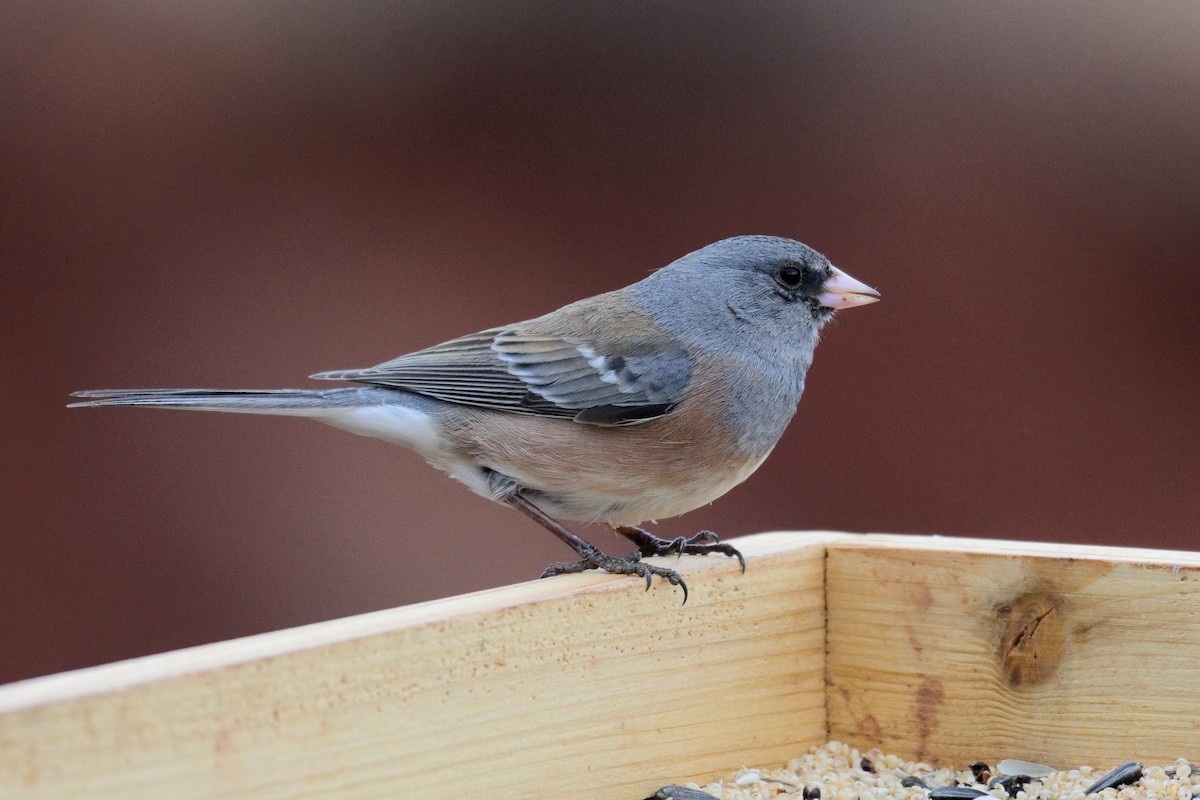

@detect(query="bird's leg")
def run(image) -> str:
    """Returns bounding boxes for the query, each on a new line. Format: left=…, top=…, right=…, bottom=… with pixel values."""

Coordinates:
left=610, top=525, right=746, bottom=573
left=506, top=493, right=689, bottom=603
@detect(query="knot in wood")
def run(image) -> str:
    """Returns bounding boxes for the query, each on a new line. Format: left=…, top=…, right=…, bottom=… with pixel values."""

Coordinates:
left=995, top=590, right=1065, bottom=687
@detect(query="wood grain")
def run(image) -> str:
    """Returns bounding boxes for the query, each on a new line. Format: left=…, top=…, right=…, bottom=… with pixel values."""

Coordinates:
left=7, top=532, right=1200, bottom=798
left=0, top=532, right=835, bottom=800
left=826, top=535, right=1200, bottom=766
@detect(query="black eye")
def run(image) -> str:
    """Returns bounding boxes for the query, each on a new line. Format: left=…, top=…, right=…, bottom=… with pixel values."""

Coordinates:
left=778, top=266, right=804, bottom=287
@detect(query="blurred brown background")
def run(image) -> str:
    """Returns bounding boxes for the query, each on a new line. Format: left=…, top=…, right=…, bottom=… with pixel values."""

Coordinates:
left=2, top=2, right=1197, bottom=684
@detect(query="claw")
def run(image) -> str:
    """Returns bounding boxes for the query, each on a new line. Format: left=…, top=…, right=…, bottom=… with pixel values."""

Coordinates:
left=724, top=546, right=746, bottom=574
left=666, top=536, right=688, bottom=557
left=513, top=493, right=694, bottom=602
left=613, top=525, right=745, bottom=577
left=537, top=550, right=689, bottom=603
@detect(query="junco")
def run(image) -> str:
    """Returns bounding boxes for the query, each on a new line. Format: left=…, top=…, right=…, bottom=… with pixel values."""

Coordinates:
left=71, top=236, right=879, bottom=601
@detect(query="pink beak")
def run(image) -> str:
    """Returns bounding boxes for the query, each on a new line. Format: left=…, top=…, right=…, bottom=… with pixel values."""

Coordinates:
left=816, top=266, right=881, bottom=309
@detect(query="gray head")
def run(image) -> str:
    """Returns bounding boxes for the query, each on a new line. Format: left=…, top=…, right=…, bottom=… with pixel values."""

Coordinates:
left=630, top=235, right=879, bottom=346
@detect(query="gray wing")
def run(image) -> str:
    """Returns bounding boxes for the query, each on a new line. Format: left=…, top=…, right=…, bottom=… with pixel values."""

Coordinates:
left=310, top=328, right=693, bottom=426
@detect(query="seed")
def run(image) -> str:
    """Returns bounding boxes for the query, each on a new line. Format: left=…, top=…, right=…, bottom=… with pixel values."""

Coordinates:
left=995, top=758, right=1057, bottom=779
left=968, top=761, right=991, bottom=784
left=648, top=786, right=720, bottom=800
left=930, top=787, right=989, bottom=799
left=656, top=744, right=1196, bottom=800
left=1084, top=761, right=1142, bottom=795
left=988, top=774, right=1032, bottom=798
left=734, top=771, right=760, bottom=785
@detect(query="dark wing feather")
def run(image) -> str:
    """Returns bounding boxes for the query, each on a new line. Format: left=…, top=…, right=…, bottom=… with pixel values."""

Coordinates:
left=311, top=328, right=693, bottom=425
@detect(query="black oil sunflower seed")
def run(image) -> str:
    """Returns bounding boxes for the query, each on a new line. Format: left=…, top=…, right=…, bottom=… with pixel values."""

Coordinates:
left=648, top=786, right=720, bottom=800
left=930, top=787, right=989, bottom=799
left=1084, top=761, right=1142, bottom=795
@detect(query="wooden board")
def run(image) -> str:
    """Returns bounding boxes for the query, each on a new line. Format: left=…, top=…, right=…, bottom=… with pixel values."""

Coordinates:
left=0, top=532, right=834, bottom=800
left=7, top=532, right=1200, bottom=798
left=826, top=534, right=1200, bottom=766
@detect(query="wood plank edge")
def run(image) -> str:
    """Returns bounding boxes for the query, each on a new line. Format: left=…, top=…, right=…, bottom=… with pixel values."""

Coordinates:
left=831, top=533, right=1200, bottom=566
left=0, top=530, right=851, bottom=715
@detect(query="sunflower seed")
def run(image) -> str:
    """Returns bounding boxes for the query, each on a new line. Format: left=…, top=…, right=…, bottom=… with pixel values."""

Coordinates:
left=1084, top=761, right=1142, bottom=795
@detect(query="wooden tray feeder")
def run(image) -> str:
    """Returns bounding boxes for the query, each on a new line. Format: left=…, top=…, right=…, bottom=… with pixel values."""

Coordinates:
left=2, top=532, right=1198, bottom=799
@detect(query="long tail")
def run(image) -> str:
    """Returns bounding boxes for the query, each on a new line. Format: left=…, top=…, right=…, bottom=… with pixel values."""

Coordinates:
left=68, top=388, right=378, bottom=414
left=68, top=387, right=442, bottom=448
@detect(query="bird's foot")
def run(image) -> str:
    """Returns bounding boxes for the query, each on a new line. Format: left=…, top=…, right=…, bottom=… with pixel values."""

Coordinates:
left=539, top=545, right=689, bottom=604
left=612, top=526, right=746, bottom=573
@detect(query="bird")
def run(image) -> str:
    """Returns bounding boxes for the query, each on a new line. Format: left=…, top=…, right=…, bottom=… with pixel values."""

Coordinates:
left=70, top=235, right=879, bottom=601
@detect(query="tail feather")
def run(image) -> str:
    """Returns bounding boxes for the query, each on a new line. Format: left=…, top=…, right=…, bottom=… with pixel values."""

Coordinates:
left=68, top=386, right=444, bottom=450
left=68, top=387, right=384, bottom=414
